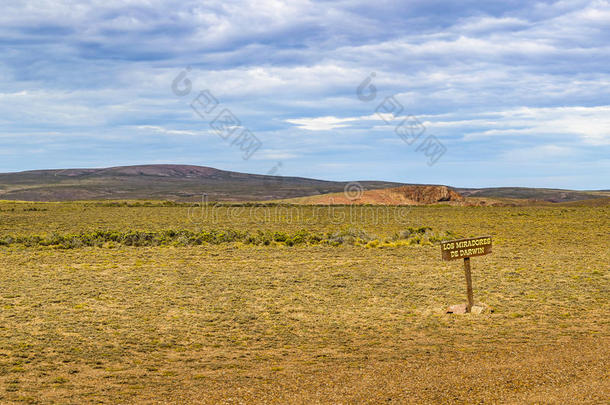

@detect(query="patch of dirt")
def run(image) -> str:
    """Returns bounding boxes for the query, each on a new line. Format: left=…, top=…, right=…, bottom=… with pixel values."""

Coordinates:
left=289, top=185, right=465, bottom=205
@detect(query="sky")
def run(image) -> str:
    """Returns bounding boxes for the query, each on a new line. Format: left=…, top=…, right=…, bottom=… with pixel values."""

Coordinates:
left=1, top=0, right=609, bottom=189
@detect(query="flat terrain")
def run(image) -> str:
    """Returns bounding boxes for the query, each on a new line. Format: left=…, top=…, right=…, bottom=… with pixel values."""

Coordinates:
left=0, top=201, right=608, bottom=403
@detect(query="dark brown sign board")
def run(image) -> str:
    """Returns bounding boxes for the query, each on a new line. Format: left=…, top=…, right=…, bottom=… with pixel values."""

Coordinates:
left=440, top=236, right=492, bottom=313
left=441, top=236, right=492, bottom=261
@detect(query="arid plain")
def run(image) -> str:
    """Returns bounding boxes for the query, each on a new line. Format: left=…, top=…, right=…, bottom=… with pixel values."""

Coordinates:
left=0, top=201, right=608, bottom=403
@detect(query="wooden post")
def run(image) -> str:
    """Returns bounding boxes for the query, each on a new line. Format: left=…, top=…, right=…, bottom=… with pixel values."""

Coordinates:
left=463, top=257, right=474, bottom=313
left=441, top=236, right=491, bottom=314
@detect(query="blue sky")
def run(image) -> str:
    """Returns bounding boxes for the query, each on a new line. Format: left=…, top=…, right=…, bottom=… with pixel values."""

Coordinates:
left=1, top=0, right=609, bottom=189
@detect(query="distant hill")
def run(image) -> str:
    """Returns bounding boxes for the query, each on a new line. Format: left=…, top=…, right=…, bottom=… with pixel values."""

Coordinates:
left=0, top=165, right=606, bottom=203
left=455, top=187, right=609, bottom=203
left=0, top=165, right=404, bottom=202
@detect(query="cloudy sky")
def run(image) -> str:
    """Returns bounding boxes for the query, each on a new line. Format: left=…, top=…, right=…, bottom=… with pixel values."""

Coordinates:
left=1, top=0, right=609, bottom=189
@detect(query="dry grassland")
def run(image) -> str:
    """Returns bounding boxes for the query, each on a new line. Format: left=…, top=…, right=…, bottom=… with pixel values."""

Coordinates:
left=0, top=202, right=608, bottom=403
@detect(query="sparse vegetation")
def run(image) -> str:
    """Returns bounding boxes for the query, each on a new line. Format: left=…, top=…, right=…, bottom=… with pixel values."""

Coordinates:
left=0, top=201, right=608, bottom=403
left=0, top=228, right=455, bottom=249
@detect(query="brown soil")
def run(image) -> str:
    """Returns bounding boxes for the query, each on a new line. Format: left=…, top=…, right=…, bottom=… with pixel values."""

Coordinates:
left=285, top=185, right=465, bottom=205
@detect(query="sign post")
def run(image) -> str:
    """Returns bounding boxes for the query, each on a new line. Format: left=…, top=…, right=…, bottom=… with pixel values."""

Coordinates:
left=463, top=257, right=474, bottom=312
left=441, top=236, right=492, bottom=313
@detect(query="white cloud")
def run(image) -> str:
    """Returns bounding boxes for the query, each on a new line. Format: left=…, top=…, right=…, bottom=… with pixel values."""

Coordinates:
left=286, top=105, right=610, bottom=146
left=133, top=125, right=206, bottom=136
left=456, top=16, right=530, bottom=34
left=1, top=0, right=609, bottom=187
left=463, top=106, right=610, bottom=145
left=500, top=144, right=575, bottom=162
left=253, top=150, right=299, bottom=160
left=285, top=116, right=357, bottom=131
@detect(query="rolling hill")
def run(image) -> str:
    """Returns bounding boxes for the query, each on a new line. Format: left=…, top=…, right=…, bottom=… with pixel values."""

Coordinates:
left=0, top=165, right=405, bottom=202
left=0, top=164, right=606, bottom=203
left=455, top=187, right=609, bottom=203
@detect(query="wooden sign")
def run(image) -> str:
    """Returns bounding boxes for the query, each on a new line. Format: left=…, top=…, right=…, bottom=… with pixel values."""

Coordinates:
left=440, top=236, right=492, bottom=313
left=441, top=236, right=492, bottom=261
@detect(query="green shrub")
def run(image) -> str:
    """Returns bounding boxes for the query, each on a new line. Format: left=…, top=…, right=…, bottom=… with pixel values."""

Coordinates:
left=0, top=226, right=454, bottom=249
